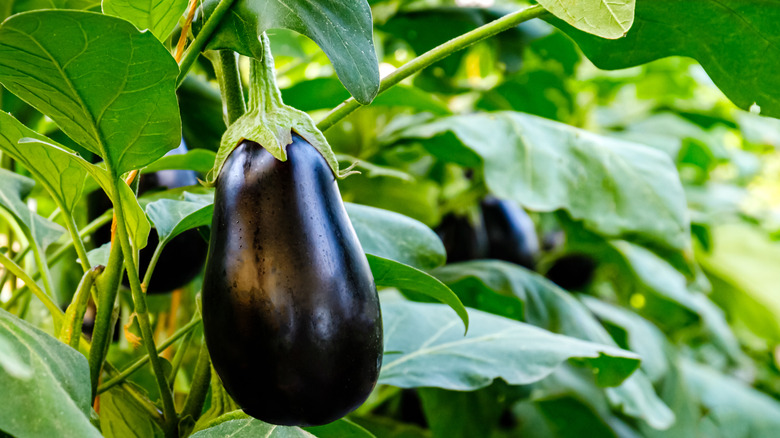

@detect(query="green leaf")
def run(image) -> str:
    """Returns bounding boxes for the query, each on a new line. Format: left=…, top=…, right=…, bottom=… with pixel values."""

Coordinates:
left=0, top=331, right=32, bottom=379
left=0, top=10, right=181, bottom=175
left=191, top=419, right=314, bottom=437
left=143, top=149, right=217, bottom=174
left=394, top=112, right=689, bottom=252
left=305, top=418, right=376, bottom=438
left=145, top=195, right=213, bottom=245
left=0, top=111, right=87, bottom=214
left=0, top=168, right=64, bottom=251
left=537, top=0, right=634, bottom=39
left=346, top=203, right=445, bottom=270
left=368, top=255, right=468, bottom=332
left=99, top=387, right=164, bottom=438
left=12, top=0, right=99, bottom=12
left=379, top=301, right=640, bottom=391
left=102, top=0, right=189, bottom=40
left=550, top=1, right=780, bottom=118
left=0, top=307, right=101, bottom=437
left=197, top=0, right=379, bottom=104
left=432, top=261, right=674, bottom=429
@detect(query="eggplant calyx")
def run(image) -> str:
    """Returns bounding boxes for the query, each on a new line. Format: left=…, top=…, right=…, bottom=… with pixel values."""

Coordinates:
left=207, top=33, right=350, bottom=185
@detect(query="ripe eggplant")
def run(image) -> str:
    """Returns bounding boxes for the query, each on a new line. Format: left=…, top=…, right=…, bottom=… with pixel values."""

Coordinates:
left=435, top=212, right=489, bottom=263
left=88, top=141, right=208, bottom=293
left=545, top=253, right=597, bottom=291
left=202, top=133, right=383, bottom=426
left=480, top=197, right=539, bottom=269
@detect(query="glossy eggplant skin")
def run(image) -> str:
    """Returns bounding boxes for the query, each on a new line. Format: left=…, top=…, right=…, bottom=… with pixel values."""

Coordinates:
left=480, top=197, right=539, bottom=269
left=202, top=134, right=383, bottom=426
left=88, top=142, right=208, bottom=293
left=435, top=213, right=489, bottom=263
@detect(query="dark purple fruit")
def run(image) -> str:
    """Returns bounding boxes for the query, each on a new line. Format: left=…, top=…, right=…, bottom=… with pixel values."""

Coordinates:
left=87, top=141, right=208, bottom=293
left=435, top=212, right=489, bottom=263
left=202, top=133, right=383, bottom=426
left=480, top=197, right=539, bottom=269
left=544, top=254, right=597, bottom=291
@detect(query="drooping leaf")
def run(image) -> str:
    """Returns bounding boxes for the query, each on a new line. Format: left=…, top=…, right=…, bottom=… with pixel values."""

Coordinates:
left=393, top=112, right=689, bottom=252
left=196, top=0, right=379, bottom=104
left=102, top=0, right=189, bottom=40
left=99, top=387, right=164, bottom=438
left=368, top=255, right=468, bottom=332
left=0, top=307, right=101, bottom=437
left=0, top=169, right=64, bottom=251
left=0, top=111, right=87, bottom=214
left=145, top=195, right=213, bottom=245
left=549, top=1, right=780, bottom=118
left=537, top=0, right=635, bottom=39
left=0, top=10, right=181, bottom=175
left=347, top=203, right=445, bottom=270
left=379, top=301, right=640, bottom=390
left=191, top=418, right=314, bottom=437
left=305, top=418, right=376, bottom=438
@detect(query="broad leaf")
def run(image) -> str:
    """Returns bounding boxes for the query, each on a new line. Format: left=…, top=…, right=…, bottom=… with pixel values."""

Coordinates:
left=432, top=261, right=674, bottom=429
left=368, top=254, right=468, bottom=332
left=0, top=111, right=87, bottom=214
left=197, top=0, right=379, bottom=104
left=0, top=10, right=180, bottom=175
left=0, top=308, right=101, bottom=437
left=537, top=0, right=635, bottom=39
left=0, top=331, right=32, bottom=379
left=550, top=1, right=780, bottom=118
left=379, top=301, right=640, bottom=390
left=145, top=195, right=213, bottom=245
left=99, top=387, right=164, bottom=438
left=0, top=169, right=64, bottom=251
left=102, top=0, right=189, bottom=40
left=394, top=112, right=689, bottom=252
left=305, top=419, right=376, bottom=438
left=346, top=203, right=445, bottom=270
left=12, top=0, right=99, bottom=12
left=191, top=418, right=314, bottom=437
left=143, top=149, right=217, bottom=174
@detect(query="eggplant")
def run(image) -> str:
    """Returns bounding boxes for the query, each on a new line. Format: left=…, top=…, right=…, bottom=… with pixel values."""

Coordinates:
left=480, top=197, right=539, bottom=269
left=202, top=133, right=383, bottom=426
left=545, top=253, right=597, bottom=291
left=88, top=141, right=208, bottom=293
left=435, top=212, right=489, bottom=263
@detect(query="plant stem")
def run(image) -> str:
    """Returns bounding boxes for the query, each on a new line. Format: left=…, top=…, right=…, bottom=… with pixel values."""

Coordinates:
left=23, top=228, right=55, bottom=302
left=98, top=315, right=203, bottom=393
left=215, top=50, right=247, bottom=125
left=317, top=4, right=547, bottom=131
left=176, top=0, right=240, bottom=87
left=181, top=340, right=211, bottom=421
left=167, top=328, right=194, bottom=386
left=61, top=265, right=104, bottom=349
left=111, top=180, right=178, bottom=438
left=0, top=251, right=64, bottom=326
left=141, top=242, right=165, bottom=293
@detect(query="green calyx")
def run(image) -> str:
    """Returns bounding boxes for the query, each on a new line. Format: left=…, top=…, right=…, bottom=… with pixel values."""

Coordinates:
left=207, top=33, right=354, bottom=185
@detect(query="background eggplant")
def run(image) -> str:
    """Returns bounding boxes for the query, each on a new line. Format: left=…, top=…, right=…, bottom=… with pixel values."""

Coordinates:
left=435, top=212, right=489, bottom=262
left=480, top=196, right=539, bottom=269
left=544, top=253, right=597, bottom=291
left=88, top=141, right=208, bottom=293
left=202, top=133, right=383, bottom=426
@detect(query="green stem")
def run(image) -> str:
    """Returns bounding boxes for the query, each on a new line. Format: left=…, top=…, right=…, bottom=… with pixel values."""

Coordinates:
left=0, top=245, right=29, bottom=300
left=316, top=4, right=547, bottom=131
left=22, top=228, right=55, bottom=302
left=61, top=265, right=104, bottom=349
left=177, top=0, right=240, bottom=87
left=0, top=250, right=64, bottom=326
left=181, top=340, right=211, bottom=421
left=64, top=213, right=92, bottom=273
left=215, top=50, right=247, bottom=125
left=98, top=315, right=203, bottom=394
left=167, top=329, right=195, bottom=386
left=251, top=33, right=284, bottom=113
left=141, top=242, right=165, bottom=292
left=111, top=180, right=177, bottom=438
left=88, top=233, right=123, bottom=397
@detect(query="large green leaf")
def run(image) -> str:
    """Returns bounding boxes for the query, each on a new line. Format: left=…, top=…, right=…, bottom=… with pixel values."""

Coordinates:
left=432, top=261, right=674, bottom=429
left=102, top=0, right=189, bottom=40
left=11, top=0, right=99, bottom=12
left=0, top=111, right=87, bottom=214
left=378, top=301, right=640, bottom=390
left=368, top=255, right=468, bottom=331
left=197, top=0, right=379, bottom=104
left=145, top=194, right=213, bottom=245
left=550, top=1, right=780, bottom=118
left=305, top=419, right=376, bottom=438
left=0, top=10, right=180, bottom=175
left=537, top=0, right=634, bottom=39
left=191, top=419, right=314, bottom=437
left=394, top=112, right=689, bottom=252
left=0, top=331, right=31, bottom=379
left=0, top=307, right=101, bottom=437
left=346, top=203, right=445, bottom=270
left=99, top=387, right=163, bottom=438
left=0, top=169, right=64, bottom=251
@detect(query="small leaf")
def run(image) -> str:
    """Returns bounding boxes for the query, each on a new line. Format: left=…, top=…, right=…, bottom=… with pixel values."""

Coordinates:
left=0, top=307, right=101, bottom=437
left=379, top=301, right=640, bottom=391
left=0, top=112, right=88, bottom=215
left=99, top=387, right=164, bottom=438
left=538, top=0, right=635, bottom=39
left=196, top=0, right=379, bottom=104
left=0, top=10, right=181, bottom=175
left=191, top=418, right=314, bottom=437
left=145, top=195, right=213, bottom=245
left=102, top=0, right=189, bottom=40
left=368, top=255, right=468, bottom=332
left=304, top=419, right=376, bottom=438
left=0, top=169, right=64, bottom=251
